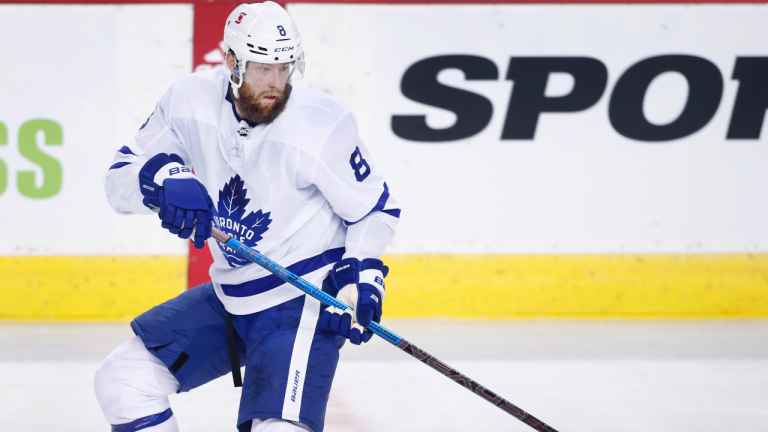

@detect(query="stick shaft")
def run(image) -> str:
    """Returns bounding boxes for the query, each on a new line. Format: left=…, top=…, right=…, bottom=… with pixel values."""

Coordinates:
left=395, top=339, right=558, bottom=432
left=210, top=227, right=558, bottom=432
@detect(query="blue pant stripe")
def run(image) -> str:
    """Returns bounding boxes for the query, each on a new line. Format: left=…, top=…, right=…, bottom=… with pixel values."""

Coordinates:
left=111, top=408, right=173, bottom=432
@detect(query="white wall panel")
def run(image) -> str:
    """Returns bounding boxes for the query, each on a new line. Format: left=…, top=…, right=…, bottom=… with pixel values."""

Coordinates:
left=0, top=5, right=192, bottom=255
left=290, top=4, right=768, bottom=253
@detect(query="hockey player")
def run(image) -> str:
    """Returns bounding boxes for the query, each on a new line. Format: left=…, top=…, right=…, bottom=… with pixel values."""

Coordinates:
left=94, top=3, right=400, bottom=431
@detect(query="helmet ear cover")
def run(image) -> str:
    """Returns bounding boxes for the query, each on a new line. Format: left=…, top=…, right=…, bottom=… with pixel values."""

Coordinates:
left=226, top=49, right=246, bottom=99
left=227, top=49, right=243, bottom=80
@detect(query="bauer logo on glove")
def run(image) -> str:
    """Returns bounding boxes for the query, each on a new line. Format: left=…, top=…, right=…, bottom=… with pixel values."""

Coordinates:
left=138, top=153, right=214, bottom=249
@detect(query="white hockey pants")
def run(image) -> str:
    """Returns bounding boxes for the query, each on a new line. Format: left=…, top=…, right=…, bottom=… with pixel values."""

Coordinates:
left=94, top=336, right=310, bottom=432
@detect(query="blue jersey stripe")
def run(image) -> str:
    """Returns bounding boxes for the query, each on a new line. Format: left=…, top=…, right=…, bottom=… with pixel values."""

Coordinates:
left=345, top=182, right=400, bottom=226
left=118, top=146, right=135, bottom=155
left=381, top=209, right=401, bottom=218
left=109, top=162, right=131, bottom=170
left=221, top=247, right=345, bottom=298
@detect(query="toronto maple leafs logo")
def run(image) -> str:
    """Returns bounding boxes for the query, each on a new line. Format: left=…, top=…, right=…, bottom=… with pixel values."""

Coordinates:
left=215, top=175, right=272, bottom=267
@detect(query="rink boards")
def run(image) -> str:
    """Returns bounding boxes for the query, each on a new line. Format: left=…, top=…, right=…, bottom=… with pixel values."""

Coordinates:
left=1, top=3, right=768, bottom=320
left=4, top=253, right=768, bottom=320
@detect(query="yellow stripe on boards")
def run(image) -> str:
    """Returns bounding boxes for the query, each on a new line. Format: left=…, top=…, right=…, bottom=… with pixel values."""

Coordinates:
left=381, top=254, right=768, bottom=319
left=1, top=254, right=767, bottom=320
left=0, top=256, right=186, bottom=321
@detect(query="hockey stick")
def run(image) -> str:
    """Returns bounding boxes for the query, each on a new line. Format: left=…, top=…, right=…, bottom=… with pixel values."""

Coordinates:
left=211, top=227, right=559, bottom=432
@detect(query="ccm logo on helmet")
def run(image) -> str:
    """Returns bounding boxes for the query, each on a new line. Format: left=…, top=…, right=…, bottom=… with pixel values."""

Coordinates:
left=392, top=55, right=768, bottom=143
left=235, top=12, right=247, bottom=24
left=275, top=47, right=294, bottom=52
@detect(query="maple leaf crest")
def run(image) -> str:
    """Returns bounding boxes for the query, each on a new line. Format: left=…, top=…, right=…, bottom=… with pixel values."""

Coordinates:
left=215, top=175, right=272, bottom=267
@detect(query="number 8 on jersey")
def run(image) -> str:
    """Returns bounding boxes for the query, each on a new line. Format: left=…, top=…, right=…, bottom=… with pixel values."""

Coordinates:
left=349, top=146, right=370, bottom=182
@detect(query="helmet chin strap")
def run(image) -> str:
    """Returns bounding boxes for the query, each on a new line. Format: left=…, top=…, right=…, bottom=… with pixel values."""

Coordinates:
left=229, top=58, right=245, bottom=99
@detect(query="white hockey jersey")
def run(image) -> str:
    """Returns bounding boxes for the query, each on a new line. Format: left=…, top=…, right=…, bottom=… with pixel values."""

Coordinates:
left=104, top=68, right=399, bottom=314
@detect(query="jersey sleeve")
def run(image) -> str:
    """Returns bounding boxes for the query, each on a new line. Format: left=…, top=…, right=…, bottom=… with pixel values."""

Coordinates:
left=103, top=83, right=191, bottom=215
left=311, top=113, right=401, bottom=226
left=344, top=210, right=398, bottom=260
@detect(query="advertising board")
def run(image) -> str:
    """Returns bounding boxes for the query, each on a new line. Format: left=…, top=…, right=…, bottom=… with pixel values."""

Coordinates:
left=2, top=1, right=766, bottom=319
left=290, top=4, right=768, bottom=254
left=0, top=4, right=193, bottom=319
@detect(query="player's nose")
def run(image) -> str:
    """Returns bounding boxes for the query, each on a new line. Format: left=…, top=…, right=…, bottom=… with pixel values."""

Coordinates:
left=267, top=69, right=280, bottom=87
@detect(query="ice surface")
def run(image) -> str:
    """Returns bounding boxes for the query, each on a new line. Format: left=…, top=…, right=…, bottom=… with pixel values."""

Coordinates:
left=0, top=320, right=766, bottom=431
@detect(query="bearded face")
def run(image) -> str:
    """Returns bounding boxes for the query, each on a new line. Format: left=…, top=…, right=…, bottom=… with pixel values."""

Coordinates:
left=233, top=81, right=292, bottom=125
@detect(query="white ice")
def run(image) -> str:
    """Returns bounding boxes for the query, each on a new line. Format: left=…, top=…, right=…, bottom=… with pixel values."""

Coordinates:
left=0, top=320, right=766, bottom=432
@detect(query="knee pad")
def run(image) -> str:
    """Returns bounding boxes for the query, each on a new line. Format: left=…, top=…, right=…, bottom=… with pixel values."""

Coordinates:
left=94, top=336, right=180, bottom=428
left=243, top=418, right=314, bottom=432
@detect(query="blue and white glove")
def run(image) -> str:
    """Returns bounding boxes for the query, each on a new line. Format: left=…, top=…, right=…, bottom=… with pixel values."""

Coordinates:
left=138, top=153, right=214, bottom=249
left=319, top=258, right=388, bottom=345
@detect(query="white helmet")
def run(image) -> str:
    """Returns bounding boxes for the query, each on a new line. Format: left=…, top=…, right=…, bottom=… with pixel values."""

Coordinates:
left=223, top=2, right=305, bottom=98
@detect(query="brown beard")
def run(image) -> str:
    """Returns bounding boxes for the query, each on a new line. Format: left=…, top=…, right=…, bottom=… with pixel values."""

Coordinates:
left=232, top=83, right=292, bottom=125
